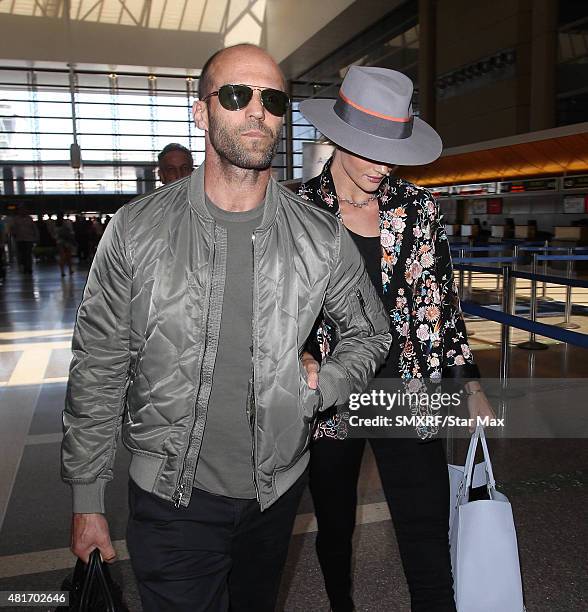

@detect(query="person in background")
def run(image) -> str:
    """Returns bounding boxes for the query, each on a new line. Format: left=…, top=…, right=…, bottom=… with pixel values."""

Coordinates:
left=73, top=215, right=91, bottom=262
left=55, top=213, right=76, bottom=276
left=298, top=67, right=495, bottom=612
left=9, top=204, right=38, bottom=276
left=157, top=142, right=194, bottom=185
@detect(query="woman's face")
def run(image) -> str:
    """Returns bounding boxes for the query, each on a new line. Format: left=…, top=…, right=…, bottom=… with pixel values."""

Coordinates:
left=337, top=149, right=396, bottom=193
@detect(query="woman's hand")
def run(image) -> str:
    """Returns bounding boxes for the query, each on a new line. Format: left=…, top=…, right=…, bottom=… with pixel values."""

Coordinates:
left=464, top=382, right=495, bottom=433
left=301, top=351, right=320, bottom=390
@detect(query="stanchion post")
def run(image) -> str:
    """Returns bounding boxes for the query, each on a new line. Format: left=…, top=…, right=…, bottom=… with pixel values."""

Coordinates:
left=459, top=248, right=465, bottom=298
left=541, top=240, right=549, bottom=299
left=467, top=238, right=473, bottom=297
left=517, top=253, right=548, bottom=350
left=564, top=248, right=573, bottom=324
left=556, top=248, right=580, bottom=329
left=500, top=264, right=512, bottom=386
left=511, top=245, right=519, bottom=314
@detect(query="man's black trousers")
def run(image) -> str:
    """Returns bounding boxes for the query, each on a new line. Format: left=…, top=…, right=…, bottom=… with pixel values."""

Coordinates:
left=126, top=472, right=307, bottom=612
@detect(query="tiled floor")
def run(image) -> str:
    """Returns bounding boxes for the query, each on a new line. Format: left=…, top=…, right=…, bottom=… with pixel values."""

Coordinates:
left=0, top=261, right=586, bottom=611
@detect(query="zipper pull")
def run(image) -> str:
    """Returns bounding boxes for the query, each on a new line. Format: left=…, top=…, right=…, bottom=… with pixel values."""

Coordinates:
left=172, top=482, right=186, bottom=508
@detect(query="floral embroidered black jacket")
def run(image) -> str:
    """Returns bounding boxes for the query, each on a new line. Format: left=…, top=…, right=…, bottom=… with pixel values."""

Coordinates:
left=299, top=158, right=480, bottom=383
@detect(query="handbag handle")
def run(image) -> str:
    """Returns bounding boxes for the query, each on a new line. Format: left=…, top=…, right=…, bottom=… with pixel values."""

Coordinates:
left=78, top=549, right=116, bottom=612
left=457, top=426, right=497, bottom=505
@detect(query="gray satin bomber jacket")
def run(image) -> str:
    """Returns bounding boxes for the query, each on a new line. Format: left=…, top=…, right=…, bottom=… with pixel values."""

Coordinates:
left=61, top=163, right=391, bottom=514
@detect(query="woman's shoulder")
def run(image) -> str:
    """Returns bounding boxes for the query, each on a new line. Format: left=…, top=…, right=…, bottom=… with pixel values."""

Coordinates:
left=387, top=177, right=438, bottom=220
left=298, top=174, right=337, bottom=212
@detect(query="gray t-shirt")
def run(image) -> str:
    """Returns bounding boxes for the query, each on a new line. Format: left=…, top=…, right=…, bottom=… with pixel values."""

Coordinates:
left=193, top=196, right=264, bottom=499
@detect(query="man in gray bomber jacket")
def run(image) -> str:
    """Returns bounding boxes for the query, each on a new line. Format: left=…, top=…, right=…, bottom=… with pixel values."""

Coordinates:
left=62, top=44, right=391, bottom=612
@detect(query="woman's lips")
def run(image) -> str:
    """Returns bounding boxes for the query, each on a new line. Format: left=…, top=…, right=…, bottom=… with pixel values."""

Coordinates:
left=366, top=175, right=384, bottom=183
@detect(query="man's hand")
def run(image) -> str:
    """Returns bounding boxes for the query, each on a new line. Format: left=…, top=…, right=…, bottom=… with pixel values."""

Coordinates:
left=301, top=351, right=320, bottom=390
left=71, top=513, right=116, bottom=564
left=464, top=382, right=496, bottom=433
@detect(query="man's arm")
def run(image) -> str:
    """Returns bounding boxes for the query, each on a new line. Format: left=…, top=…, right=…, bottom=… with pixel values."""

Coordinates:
left=318, top=226, right=391, bottom=408
left=61, top=206, right=132, bottom=559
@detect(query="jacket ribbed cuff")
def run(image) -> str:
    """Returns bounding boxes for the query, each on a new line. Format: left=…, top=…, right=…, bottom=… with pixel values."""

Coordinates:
left=71, top=479, right=107, bottom=514
left=318, top=363, right=350, bottom=409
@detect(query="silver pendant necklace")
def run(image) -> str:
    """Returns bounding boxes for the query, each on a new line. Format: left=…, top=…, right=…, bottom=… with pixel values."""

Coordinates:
left=337, top=191, right=380, bottom=208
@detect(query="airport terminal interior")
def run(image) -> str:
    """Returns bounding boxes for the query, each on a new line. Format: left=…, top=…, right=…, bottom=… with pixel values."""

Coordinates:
left=1, top=1, right=588, bottom=610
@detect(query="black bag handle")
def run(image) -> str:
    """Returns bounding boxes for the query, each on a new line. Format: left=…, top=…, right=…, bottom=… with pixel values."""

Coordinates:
left=78, top=549, right=116, bottom=612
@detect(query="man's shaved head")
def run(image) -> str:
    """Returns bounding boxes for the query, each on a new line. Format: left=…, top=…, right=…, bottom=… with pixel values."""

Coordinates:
left=198, top=44, right=286, bottom=100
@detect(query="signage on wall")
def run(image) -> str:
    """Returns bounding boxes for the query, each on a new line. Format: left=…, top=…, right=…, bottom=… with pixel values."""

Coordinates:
left=563, top=175, right=588, bottom=190
left=500, top=178, right=557, bottom=193
left=563, top=196, right=587, bottom=214
left=471, top=200, right=488, bottom=214
left=487, top=198, right=502, bottom=214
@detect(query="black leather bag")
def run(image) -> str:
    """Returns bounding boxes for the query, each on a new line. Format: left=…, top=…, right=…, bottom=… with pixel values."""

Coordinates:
left=56, top=549, right=129, bottom=612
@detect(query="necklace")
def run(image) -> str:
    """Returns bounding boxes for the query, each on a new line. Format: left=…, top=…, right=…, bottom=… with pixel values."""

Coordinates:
left=337, top=191, right=380, bottom=208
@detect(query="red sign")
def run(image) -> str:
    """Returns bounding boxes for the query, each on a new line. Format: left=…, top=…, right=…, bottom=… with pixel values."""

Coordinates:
left=487, top=198, right=502, bottom=214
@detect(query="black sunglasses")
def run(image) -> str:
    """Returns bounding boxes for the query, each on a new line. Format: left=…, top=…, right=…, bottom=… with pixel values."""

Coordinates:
left=202, top=84, right=290, bottom=117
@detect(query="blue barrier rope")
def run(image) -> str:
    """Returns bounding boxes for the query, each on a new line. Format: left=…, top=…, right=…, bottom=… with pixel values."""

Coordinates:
left=510, top=270, right=588, bottom=289
left=536, top=255, right=588, bottom=261
left=519, top=246, right=588, bottom=252
left=454, top=263, right=503, bottom=275
left=450, top=246, right=510, bottom=252
left=500, top=239, right=544, bottom=245
left=461, top=301, right=588, bottom=349
left=453, top=263, right=588, bottom=289
left=453, top=256, right=519, bottom=264
left=519, top=246, right=568, bottom=252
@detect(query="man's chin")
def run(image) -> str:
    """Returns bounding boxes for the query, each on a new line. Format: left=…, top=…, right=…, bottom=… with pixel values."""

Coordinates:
left=235, top=151, right=275, bottom=171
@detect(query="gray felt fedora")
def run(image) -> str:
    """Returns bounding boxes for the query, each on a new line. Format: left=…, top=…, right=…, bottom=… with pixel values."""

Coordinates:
left=299, top=66, right=442, bottom=166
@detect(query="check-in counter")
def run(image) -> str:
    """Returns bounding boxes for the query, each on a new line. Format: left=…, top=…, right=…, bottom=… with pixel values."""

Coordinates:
left=461, top=224, right=479, bottom=238
left=554, top=226, right=588, bottom=241
left=552, top=227, right=588, bottom=271
left=445, top=224, right=461, bottom=236
left=515, top=225, right=537, bottom=240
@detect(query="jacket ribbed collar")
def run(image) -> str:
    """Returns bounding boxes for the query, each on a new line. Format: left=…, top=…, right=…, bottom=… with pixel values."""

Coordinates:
left=188, top=162, right=279, bottom=231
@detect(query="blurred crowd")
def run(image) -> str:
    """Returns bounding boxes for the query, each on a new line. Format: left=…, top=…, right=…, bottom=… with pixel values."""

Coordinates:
left=0, top=143, right=193, bottom=283
left=0, top=206, right=111, bottom=281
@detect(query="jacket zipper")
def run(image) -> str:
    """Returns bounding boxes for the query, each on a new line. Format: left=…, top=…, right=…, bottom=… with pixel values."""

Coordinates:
left=250, top=232, right=260, bottom=503
left=356, top=288, right=376, bottom=336
left=172, top=231, right=216, bottom=508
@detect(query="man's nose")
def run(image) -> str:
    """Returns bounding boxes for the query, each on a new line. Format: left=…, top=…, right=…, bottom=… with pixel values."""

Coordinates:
left=247, top=90, right=265, bottom=120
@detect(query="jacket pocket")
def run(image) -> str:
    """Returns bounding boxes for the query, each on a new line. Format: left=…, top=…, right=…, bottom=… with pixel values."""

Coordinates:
left=355, top=288, right=376, bottom=336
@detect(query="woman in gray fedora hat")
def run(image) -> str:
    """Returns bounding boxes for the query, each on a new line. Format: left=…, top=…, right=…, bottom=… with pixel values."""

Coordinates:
left=298, top=67, right=494, bottom=611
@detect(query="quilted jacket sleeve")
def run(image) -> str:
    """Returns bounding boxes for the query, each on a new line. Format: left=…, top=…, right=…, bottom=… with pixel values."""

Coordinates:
left=431, top=200, right=480, bottom=379
left=319, top=225, right=392, bottom=408
left=61, top=207, right=132, bottom=513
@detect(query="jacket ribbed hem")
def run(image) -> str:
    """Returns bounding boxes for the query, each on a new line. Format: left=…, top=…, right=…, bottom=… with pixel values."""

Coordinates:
left=71, top=479, right=107, bottom=514
left=318, top=362, right=350, bottom=409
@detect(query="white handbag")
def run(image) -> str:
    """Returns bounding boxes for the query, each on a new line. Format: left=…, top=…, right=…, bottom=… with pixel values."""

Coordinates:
left=449, top=426, right=525, bottom=612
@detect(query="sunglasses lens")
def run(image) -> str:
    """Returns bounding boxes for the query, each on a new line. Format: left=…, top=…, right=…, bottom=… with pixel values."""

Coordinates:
left=261, top=88, right=290, bottom=117
left=218, top=84, right=253, bottom=111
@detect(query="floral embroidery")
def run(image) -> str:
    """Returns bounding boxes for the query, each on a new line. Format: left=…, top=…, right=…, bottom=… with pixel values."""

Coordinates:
left=299, top=157, right=477, bottom=439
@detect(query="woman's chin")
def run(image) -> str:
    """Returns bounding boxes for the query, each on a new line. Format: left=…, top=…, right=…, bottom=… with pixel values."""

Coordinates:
left=360, top=181, right=383, bottom=193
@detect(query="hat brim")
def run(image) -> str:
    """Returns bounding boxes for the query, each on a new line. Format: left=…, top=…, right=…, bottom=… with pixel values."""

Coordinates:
left=299, top=98, right=442, bottom=166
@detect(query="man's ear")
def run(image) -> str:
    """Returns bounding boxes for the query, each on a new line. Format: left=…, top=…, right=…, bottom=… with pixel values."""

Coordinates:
left=193, top=100, right=208, bottom=132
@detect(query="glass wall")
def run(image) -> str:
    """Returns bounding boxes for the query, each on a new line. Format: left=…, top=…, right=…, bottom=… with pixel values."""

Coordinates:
left=0, top=65, right=312, bottom=195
